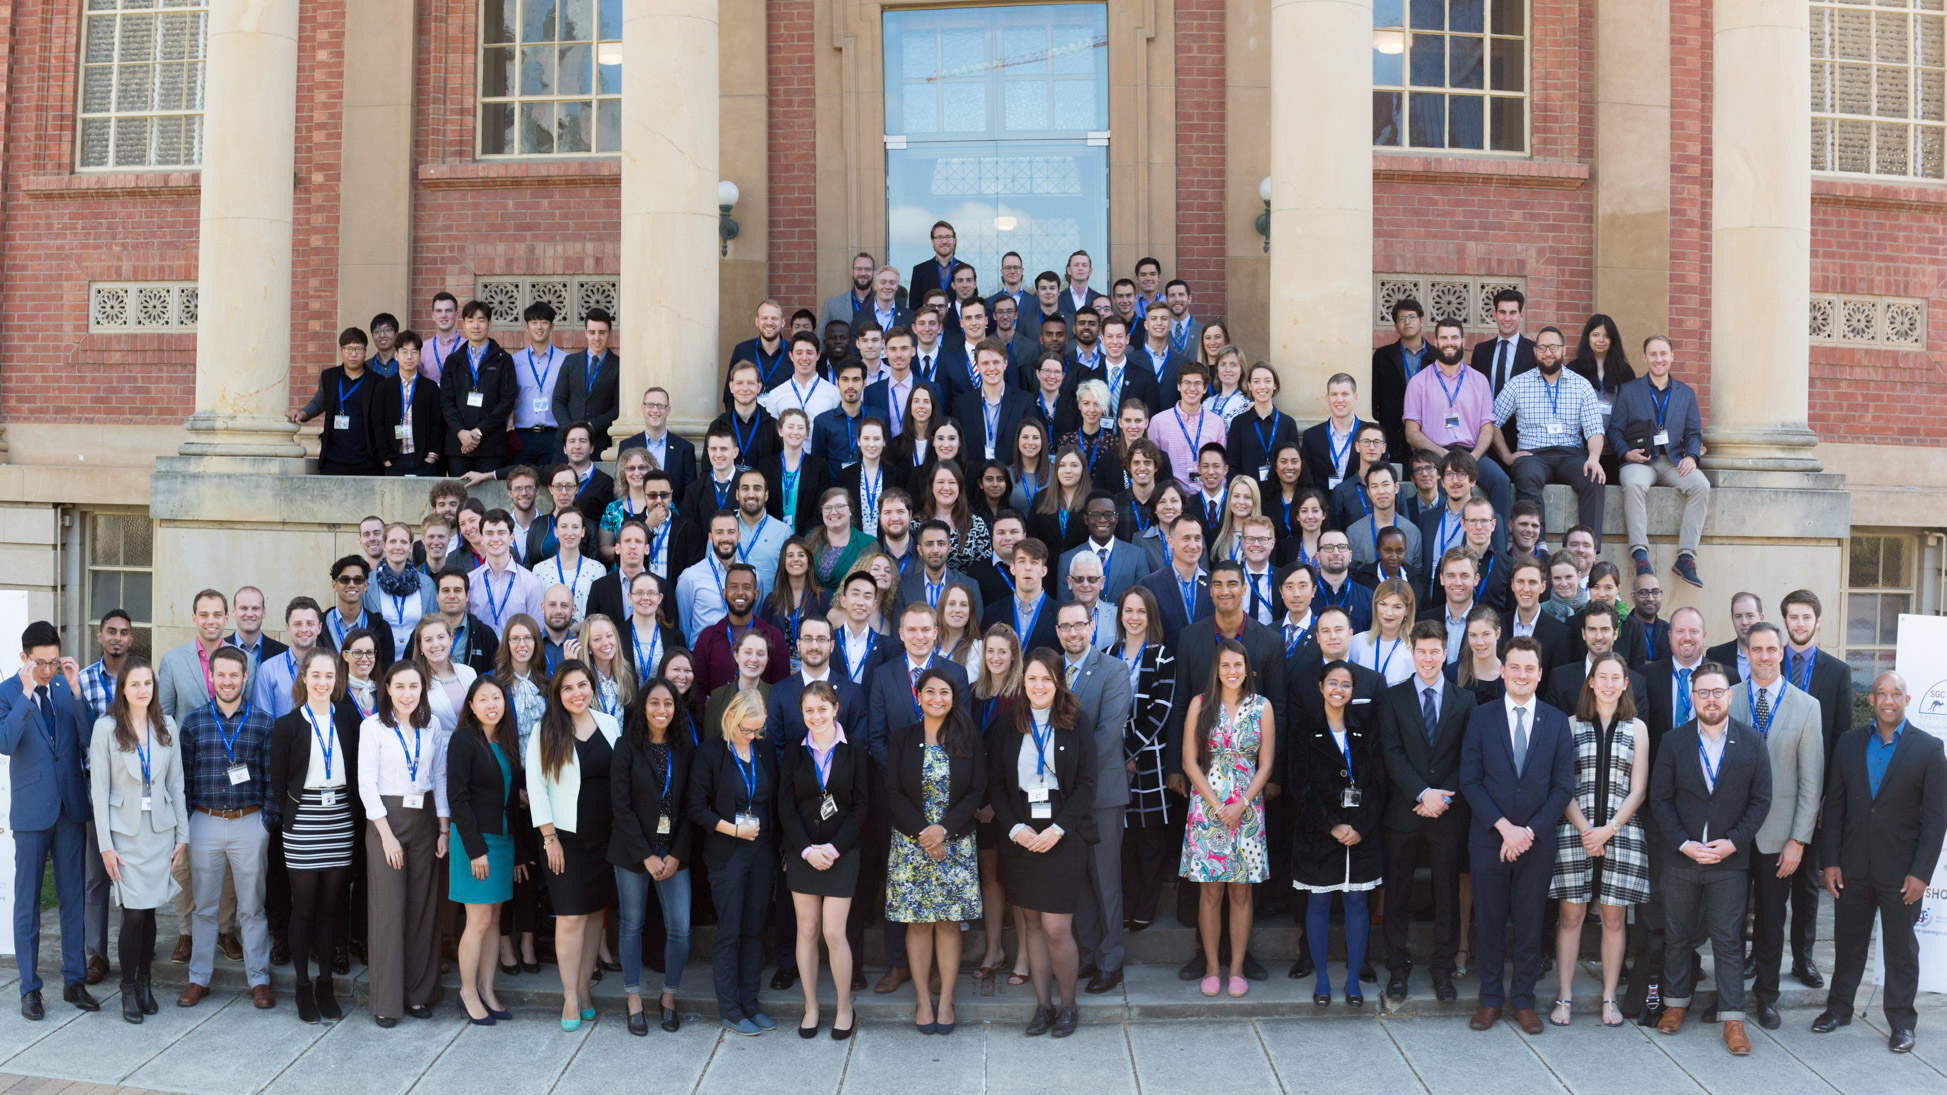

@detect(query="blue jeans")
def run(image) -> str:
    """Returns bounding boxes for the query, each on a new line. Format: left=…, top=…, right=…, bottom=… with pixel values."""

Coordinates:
left=614, top=865, right=692, bottom=995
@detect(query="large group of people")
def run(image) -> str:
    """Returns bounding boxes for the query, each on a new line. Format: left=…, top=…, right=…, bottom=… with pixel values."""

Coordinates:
left=2, top=233, right=1940, bottom=1055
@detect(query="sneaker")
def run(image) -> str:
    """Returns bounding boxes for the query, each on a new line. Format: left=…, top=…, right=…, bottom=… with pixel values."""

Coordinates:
left=1632, top=549, right=1652, bottom=577
left=1672, top=555, right=1703, bottom=588
left=722, top=1017, right=762, bottom=1036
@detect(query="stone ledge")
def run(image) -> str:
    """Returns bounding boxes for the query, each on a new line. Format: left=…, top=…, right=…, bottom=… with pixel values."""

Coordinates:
left=1812, top=174, right=1947, bottom=214
left=1374, top=154, right=1589, bottom=189
left=417, top=160, right=621, bottom=189
left=22, top=171, right=201, bottom=199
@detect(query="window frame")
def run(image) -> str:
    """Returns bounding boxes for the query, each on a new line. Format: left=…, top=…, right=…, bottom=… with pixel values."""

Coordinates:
left=1842, top=529, right=1922, bottom=702
left=1371, top=0, right=1532, bottom=156
left=475, top=0, right=624, bottom=160
left=1809, top=0, right=1947, bottom=182
left=82, top=511, right=156, bottom=665
left=74, top=0, right=210, bottom=173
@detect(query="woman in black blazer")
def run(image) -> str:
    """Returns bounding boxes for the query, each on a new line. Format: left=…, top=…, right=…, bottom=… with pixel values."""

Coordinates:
left=777, top=682, right=868, bottom=1038
left=759, top=408, right=835, bottom=535
left=1026, top=445, right=1092, bottom=557
left=683, top=687, right=779, bottom=1036
left=269, top=648, right=365, bottom=1024
left=1290, top=661, right=1386, bottom=1008
left=608, top=676, right=695, bottom=1036
left=619, top=571, right=684, bottom=681
left=367, top=332, right=447, bottom=476
left=987, top=648, right=1097, bottom=1039
left=443, top=677, right=524, bottom=1025
left=887, top=669, right=988, bottom=1035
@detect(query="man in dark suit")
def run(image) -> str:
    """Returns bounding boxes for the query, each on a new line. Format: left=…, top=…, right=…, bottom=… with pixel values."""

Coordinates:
left=1547, top=603, right=1650, bottom=716
left=549, top=308, right=620, bottom=457
left=952, top=340, right=1034, bottom=464
left=1467, top=288, right=1538, bottom=396
left=1136, top=517, right=1211, bottom=647
left=1372, top=297, right=1433, bottom=464
left=1779, top=588, right=1851, bottom=988
left=980, top=539, right=1059, bottom=655
left=438, top=301, right=520, bottom=474
left=1499, top=556, right=1571, bottom=673
left=896, top=519, right=983, bottom=619
left=1457, top=637, right=1574, bottom=1035
left=0, top=622, right=98, bottom=1018
left=617, top=387, right=697, bottom=503
left=1378, top=620, right=1478, bottom=1003
left=907, top=221, right=962, bottom=311
left=1618, top=572, right=1671, bottom=670
left=1813, top=672, right=1947, bottom=1053
left=1646, top=662, right=1772, bottom=1055
left=1058, top=602, right=1136, bottom=993
left=829, top=572, right=890, bottom=688
left=1703, top=590, right=1762, bottom=685
left=1298, top=374, right=1365, bottom=491
left=1054, top=249, right=1104, bottom=318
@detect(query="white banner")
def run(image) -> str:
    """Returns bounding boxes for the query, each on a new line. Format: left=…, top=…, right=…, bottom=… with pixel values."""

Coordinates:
left=1882, top=613, right=1947, bottom=992
left=0, top=590, right=26, bottom=956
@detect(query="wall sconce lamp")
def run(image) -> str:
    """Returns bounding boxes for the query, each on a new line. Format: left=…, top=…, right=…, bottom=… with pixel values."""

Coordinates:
left=718, top=180, right=741, bottom=257
left=1255, top=176, right=1272, bottom=253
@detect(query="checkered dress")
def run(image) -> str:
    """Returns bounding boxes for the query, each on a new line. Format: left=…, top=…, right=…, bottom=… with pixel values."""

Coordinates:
left=1548, top=715, right=1652, bottom=906
left=1121, top=641, right=1177, bottom=826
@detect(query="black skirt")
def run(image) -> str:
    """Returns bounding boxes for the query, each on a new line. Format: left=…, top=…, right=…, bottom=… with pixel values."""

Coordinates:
left=998, top=829, right=1088, bottom=914
left=785, top=848, right=862, bottom=898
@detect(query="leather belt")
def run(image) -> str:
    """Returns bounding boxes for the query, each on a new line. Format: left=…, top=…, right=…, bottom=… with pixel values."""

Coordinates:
left=195, top=805, right=260, bottom=819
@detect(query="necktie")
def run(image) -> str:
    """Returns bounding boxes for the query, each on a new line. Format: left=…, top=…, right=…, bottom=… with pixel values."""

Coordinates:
left=1422, top=686, right=1439, bottom=740
left=34, top=685, right=52, bottom=728
left=1676, top=667, right=1693, bottom=726
left=1097, top=546, right=1110, bottom=570
left=1754, top=685, right=1771, bottom=734
left=1511, top=706, right=1528, bottom=775
left=1207, top=499, right=1219, bottom=527
left=1494, top=340, right=1510, bottom=391
left=1249, top=574, right=1265, bottom=620
left=921, top=354, right=933, bottom=379
left=1066, top=663, right=1080, bottom=688
left=909, top=664, right=922, bottom=689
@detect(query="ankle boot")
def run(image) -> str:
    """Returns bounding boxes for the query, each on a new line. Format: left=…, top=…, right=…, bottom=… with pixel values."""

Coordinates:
left=136, top=971, right=159, bottom=1015
left=294, top=982, right=320, bottom=1025
left=121, top=980, right=143, bottom=1024
left=314, top=976, right=343, bottom=1021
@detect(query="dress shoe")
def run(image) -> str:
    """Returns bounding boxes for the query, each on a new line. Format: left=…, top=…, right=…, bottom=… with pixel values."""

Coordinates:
left=171, top=934, right=192, bottom=963
left=136, top=975, right=158, bottom=1015
left=1723, top=1020, right=1751, bottom=1055
left=1025, top=1005, right=1054, bottom=1036
left=252, top=985, right=275, bottom=1009
left=1346, top=990, right=1364, bottom=1009
left=874, top=966, right=911, bottom=994
left=218, top=933, right=244, bottom=961
left=1657, top=1005, right=1687, bottom=1035
left=1287, top=954, right=1315, bottom=979
left=271, top=937, right=291, bottom=967
left=406, top=1003, right=433, bottom=1020
left=59, top=982, right=99, bottom=1012
left=295, top=984, right=320, bottom=1025
left=661, top=1004, right=681, bottom=1032
left=771, top=969, right=797, bottom=991
left=1890, top=1028, right=1917, bottom=1053
left=1469, top=1006, right=1502, bottom=1031
left=1432, top=973, right=1457, bottom=1002
left=1672, top=555, right=1703, bottom=589
left=628, top=1009, right=649, bottom=1036
left=832, top=1018, right=855, bottom=1041
left=85, top=955, right=109, bottom=985
left=1178, top=953, right=1205, bottom=981
left=177, top=982, right=210, bottom=1007
left=1078, top=962, right=1099, bottom=982
left=374, top=1015, right=398, bottom=1029
left=1386, top=974, right=1409, bottom=1003
left=1085, top=967, right=1122, bottom=994
left=1793, top=958, right=1824, bottom=989
left=1512, top=1008, right=1543, bottom=1034
left=19, top=990, right=42, bottom=1021
left=121, top=980, right=144, bottom=1024
left=1050, top=1005, right=1079, bottom=1038
left=1313, top=992, right=1331, bottom=1008
left=1742, top=955, right=1756, bottom=981
left=1753, top=1000, right=1781, bottom=1030
left=1810, top=1009, right=1850, bottom=1033
left=1360, top=962, right=1378, bottom=984
left=314, top=978, right=343, bottom=1022
left=334, top=944, right=352, bottom=975
left=600, top=958, right=622, bottom=972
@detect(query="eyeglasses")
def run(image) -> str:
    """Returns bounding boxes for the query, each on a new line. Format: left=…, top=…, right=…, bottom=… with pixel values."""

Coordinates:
left=1070, top=574, right=1102, bottom=582
left=1056, top=621, right=1091, bottom=631
left=643, top=402, right=670, bottom=412
left=1320, top=544, right=1351, bottom=553
left=1462, top=517, right=1495, bottom=527
left=1692, top=688, right=1731, bottom=700
left=346, top=649, right=377, bottom=660
left=644, top=490, right=673, bottom=501
left=334, top=575, right=367, bottom=586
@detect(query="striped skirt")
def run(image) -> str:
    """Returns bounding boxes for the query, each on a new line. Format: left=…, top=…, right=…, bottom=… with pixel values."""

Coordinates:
left=284, top=787, right=356, bottom=872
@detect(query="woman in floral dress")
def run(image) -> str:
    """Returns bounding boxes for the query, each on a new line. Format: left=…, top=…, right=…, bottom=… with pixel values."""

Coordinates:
left=1178, top=639, right=1275, bottom=998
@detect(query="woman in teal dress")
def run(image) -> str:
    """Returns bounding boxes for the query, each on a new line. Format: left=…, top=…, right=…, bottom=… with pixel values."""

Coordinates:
left=886, top=668, right=987, bottom=1033
left=444, top=677, right=523, bottom=1024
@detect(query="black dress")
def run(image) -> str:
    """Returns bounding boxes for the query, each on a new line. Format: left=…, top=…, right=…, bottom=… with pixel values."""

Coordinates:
left=988, top=720, right=1096, bottom=914
left=546, top=732, right=618, bottom=915
left=778, top=737, right=869, bottom=897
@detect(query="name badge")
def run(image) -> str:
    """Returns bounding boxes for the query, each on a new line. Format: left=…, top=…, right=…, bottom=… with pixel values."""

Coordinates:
left=1547, top=422, right=1565, bottom=435
left=1341, top=786, right=1362, bottom=809
left=819, top=794, right=838, bottom=821
left=1026, top=785, right=1050, bottom=804
left=332, top=414, right=351, bottom=431
left=227, top=764, right=250, bottom=785
left=140, top=795, right=153, bottom=812
left=656, top=814, right=672, bottom=835
left=1257, top=464, right=1270, bottom=480
left=1597, top=396, right=1614, bottom=417
left=1030, top=801, right=1053, bottom=820
left=1327, top=476, right=1343, bottom=491
left=1653, top=430, right=1671, bottom=447
left=319, top=789, right=338, bottom=807
left=402, top=791, right=425, bottom=810
left=394, top=425, right=410, bottom=439
left=466, top=391, right=485, bottom=408
left=985, top=443, right=997, bottom=459
left=735, top=812, right=761, bottom=833
left=1444, top=413, right=1461, bottom=431
left=531, top=398, right=549, bottom=414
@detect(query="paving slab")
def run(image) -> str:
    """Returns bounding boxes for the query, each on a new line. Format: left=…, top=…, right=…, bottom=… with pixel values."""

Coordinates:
left=982, top=1017, right=1135, bottom=1095
left=407, top=1006, right=589, bottom=1095
left=548, top=1014, right=719, bottom=1095
left=261, top=1004, right=464, bottom=1095
left=126, top=992, right=331, bottom=1095
left=1259, top=1015, right=1426, bottom=1095
left=693, top=1021, right=852, bottom=1095
left=835, top=1020, right=985, bottom=1095
left=4, top=985, right=220, bottom=1085
left=1517, top=1015, right=1705, bottom=1095
left=1759, top=1008, right=1947, bottom=1094
left=1384, top=1014, right=1566, bottom=1095
left=1126, top=1019, right=1276, bottom=1092
left=1643, top=1013, right=1839, bottom=1095
left=0, top=984, right=97, bottom=1064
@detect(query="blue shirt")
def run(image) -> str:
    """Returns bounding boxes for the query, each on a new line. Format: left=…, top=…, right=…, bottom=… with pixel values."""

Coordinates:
left=1867, top=721, right=1905, bottom=798
left=177, top=700, right=278, bottom=818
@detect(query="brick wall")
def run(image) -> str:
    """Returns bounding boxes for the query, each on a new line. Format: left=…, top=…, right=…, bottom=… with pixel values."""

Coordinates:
left=1668, top=0, right=1713, bottom=418
left=766, top=0, right=818, bottom=309
left=1175, top=0, right=1227, bottom=319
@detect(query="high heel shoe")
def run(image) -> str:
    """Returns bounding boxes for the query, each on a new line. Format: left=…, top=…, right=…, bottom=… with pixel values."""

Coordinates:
left=500, top=960, right=521, bottom=976
left=486, top=1003, right=513, bottom=1021
left=462, top=999, right=496, bottom=1026
left=628, top=1009, right=649, bottom=1036
left=522, top=959, right=541, bottom=974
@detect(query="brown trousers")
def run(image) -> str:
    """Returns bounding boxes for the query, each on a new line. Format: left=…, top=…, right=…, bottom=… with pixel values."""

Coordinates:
left=365, top=797, right=441, bottom=1019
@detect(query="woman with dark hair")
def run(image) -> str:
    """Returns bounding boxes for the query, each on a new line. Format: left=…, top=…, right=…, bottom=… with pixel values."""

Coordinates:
left=660, top=647, right=705, bottom=747
left=89, top=658, right=187, bottom=1024
left=1454, top=605, right=1506, bottom=705
left=272, top=648, right=363, bottom=1023
left=444, top=677, right=523, bottom=1025
left=920, top=459, right=989, bottom=572
left=833, top=418, right=895, bottom=536
left=1028, top=445, right=1092, bottom=555
left=970, top=623, right=1024, bottom=984
left=358, top=659, right=449, bottom=1027
left=779, top=681, right=869, bottom=1038
left=526, top=659, right=622, bottom=1030
left=971, top=459, right=1014, bottom=526
left=686, top=687, right=779, bottom=1036
left=988, top=648, right=1097, bottom=1038
left=1116, top=586, right=1177, bottom=932
left=1008, top=418, right=1053, bottom=512
left=1547, top=651, right=1650, bottom=1028
left=1178, top=639, right=1274, bottom=997
left=889, top=382, right=941, bottom=471
left=804, top=492, right=869, bottom=588
left=759, top=407, right=832, bottom=536
left=1571, top=314, right=1635, bottom=483
left=919, top=419, right=965, bottom=487
left=887, top=667, right=987, bottom=1035
left=1289, top=661, right=1384, bottom=1008
left=1274, top=488, right=1331, bottom=569
left=491, top=612, right=548, bottom=975
left=762, top=538, right=828, bottom=675
left=1136, top=480, right=1190, bottom=573
left=1261, top=440, right=1308, bottom=548
left=610, top=676, right=695, bottom=1035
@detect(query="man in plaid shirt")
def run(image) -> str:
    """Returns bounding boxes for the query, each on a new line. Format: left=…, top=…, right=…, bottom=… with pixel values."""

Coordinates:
left=74, top=611, right=134, bottom=985
left=1491, top=326, right=1609, bottom=544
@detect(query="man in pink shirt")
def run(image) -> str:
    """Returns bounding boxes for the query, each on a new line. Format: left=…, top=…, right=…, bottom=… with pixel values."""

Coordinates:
left=1399, top=317, right=1512, bottom=518
left=1146, top=361, right=1227, bottom=491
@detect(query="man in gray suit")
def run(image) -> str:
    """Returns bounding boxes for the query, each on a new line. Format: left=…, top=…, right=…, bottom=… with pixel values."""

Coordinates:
left=1056, top=600, right=1134, bottom=994
left=1062, top=552, right=1119, bottom=651
left=1056, top=492, right=1146, bottom=608
left=1730, top=622, right=1823, bottom=1030
left=153, top=587, right=240, bottom=962
left=894, top=520, right=983, bottom=620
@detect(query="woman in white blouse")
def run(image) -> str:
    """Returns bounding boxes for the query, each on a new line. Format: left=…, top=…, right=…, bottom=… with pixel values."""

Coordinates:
left=934, top=583, right=984, bottom=675
left=410, top=614, right=477, bottom=742
left=357, top=660, right=450, bottom=1027
left=1349, top=578, right=1417, bottom=686
left=544, top=507, right=601, bottom=623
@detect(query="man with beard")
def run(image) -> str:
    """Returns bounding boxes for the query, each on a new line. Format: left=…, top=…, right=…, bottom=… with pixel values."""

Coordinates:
left=675, top=512, right=742, bottom=645
left=1401, top=317, right=1511, bottom=518
left=1491, top=326, right=1607, bottom=539
left=693, top=563, right=788, bottom=696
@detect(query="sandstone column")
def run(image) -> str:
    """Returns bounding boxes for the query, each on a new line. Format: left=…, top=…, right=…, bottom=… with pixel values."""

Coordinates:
left=180, top=0, right=304, bottom=458
left=616, top=0, right=721, bottom=441
left=1704, top=0, right=1820, bottom=471
left=1267, top=0, right=1373, bottom=421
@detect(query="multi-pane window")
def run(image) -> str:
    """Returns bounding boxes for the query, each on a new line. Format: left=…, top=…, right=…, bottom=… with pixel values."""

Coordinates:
left=87, top=514, right=154, bottom=663
left=479, top=0, right=622, bottom=157
left=77, top=0, right=207, bottom=170
left=1811, top=0, right=1946, bottom=179
left=1373, top=0, right=1526, bottom=152
left=1844, top=532, right=1918, bottom=707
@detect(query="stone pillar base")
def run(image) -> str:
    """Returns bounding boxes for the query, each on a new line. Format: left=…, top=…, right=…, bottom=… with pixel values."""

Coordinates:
left=178, top=411, right=306, bottom=460
left=1699, top=425, right=1825, bottom=473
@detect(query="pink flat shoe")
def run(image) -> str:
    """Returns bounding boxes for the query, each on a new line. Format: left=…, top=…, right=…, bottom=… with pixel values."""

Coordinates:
left=1199, top=975, right=1220, bottom=997
left=1227, top=976, right=1248, bottom=998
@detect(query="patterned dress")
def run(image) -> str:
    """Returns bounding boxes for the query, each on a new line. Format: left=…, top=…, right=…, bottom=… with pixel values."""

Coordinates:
left=1549, top=715, right=1652, bottom=906
left=885, top=744, right=983, bottom=922
left=1179, top=695, right=1270, bottom=883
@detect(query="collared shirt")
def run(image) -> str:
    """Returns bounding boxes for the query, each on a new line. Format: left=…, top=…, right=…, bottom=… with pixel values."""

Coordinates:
left=1503, top=695, right=1536, bottom=754
left=468, top=559, right=548, bottom=638
left=840, top=624, right=876, bottom=684
left=676, top=555, right=733, bottom=645
left=1486, top=335, right=1521, bottom=391
left=1243, top=566, right=1275, bottom=626
left=1509, top=606, right=1541, bottom=639
left=1697, top=726, right=1728, bottom=795
left=1415, top=675, right=1444, bottom=725
left=357, top=713, right=451, bottom=821
left=79, top=660, right=117, bottom=720
left=1399, top=340, right=1428, bottom=379
left=177, top=699, right=277, bottom=817
left=760, top=373, right=841, bottom=423
left=1402, top=363, right=1495, bottom=448
left=1493, top=368, right=1605, bottom=453
left=639, top=428, right=670, bottom=474
left=1671, top=656, right=1703, bottom=724
left=1146, top=406, right=1228, bottom=491
left=250, top=650, right=305, bottom=720
left=734, top=514, right=790, bottom=597
left=1750, top=674, right=1785, bottom=723
left=1867, top=721, right=1905, bottom=798
left=1444, top=603, right=1474, bottom=664
left=885, top=374, right=914, bottom=436
left=512, top=344, right=562, bottom=429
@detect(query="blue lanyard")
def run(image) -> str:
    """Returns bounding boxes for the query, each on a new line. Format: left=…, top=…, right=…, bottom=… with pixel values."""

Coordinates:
left=982, top=398, right=1002, bottom=451
left=736, top=516, right=768, bottom=563
left=327, top=608, right=364, bottom=650
left=1643, top=623, right=1657, bottom=663
left=336, top=374, right=365, bottom=417
left=465, top=342, right=487, bottom=383
left=906, top=652, right=935, bottom=719
left=729, top=412, right=759, bottom=459
left=1177, top=574, right=1198, bottom=621
left=1473, top=553, right=1497, bottom=599
left=844, top=629, right=877, bottom=684
left=649, top=521, right=671, bottom=570
left=1252, top=411, right=1282, bottom=464
left=732, top=747, right=757, bottom=811
left=1333, top=727, right=1353, bottom=781
left=753, top=343, right=786, bottom=386
left=712, top=475, right=734, bottom=510
left=136, top=726, right=152, bottom=789
left=1029, top=715, right=1052, bottom=775
left=1013, top=594, right=1046, bottom=644
left=862, top=467, right=882, bottom=520
left=584, top=352, right=605, bottom=397
left=1080, top=431, right=1103, bottom=476
left=1104, top=363, right=1125, bottom=406
left=1374, top=637, right=1402, bottom=678
left=1328, top=416, right=1360, bottom=475
left=208, top=700, right=249, bottom=763
left=301, top=704, right=335, bottom=780
left=810, top=740, right=837, bottom=792
left=1696, top=731, right=1721, bottom=790
left=555, top=553, right=584, bottom=590
left=484, top=567, right=514, bottom=629
left=397, top=375, right=419, bottom=427
left=1649, top=384, right=1672, bottom=431
left=1172, top=408, right=1204, bottom=460
left=633, top=624, right=661, bottom=676
left=1438, top=509, right=1462, bottom=554
left=1170, top=316, right=1194, bottom=355
left=1435, top=366, right=1466, bottom=412
left=1320, top=579, right=1352, bottom=609
left=926, top=579, right=943, bottom=607
left=430, top=333, right=461, bottom=369
left=1284, top=619, right=1312, bottom=657
left=787, top=375, right=818, bottom=413
left=391, top=722, right=423, bottom=785
left=1145, top=345, right=1169, bottom=380
left=1747, top=682, right=1779, bottom=737
left=526, top=346, right=556, bottom=397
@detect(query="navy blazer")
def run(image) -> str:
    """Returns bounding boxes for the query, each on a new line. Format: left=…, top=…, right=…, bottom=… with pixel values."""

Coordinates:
left=551, top=350, right=621, bottom=452
left=829, top=625, right=892, bottom=691
left=1415, top=505, right=1508, bottom=580
left=1648, top=720, right=1772, bottom=868
left=1822, top=723, right=1947, bottom=887
left=863, top=653, right=969, bottom=768
left=1606, top=375, right=1703, bottom=465
left=953, top=387, right=1035, bottom=465
left=686, top=736, right=780, bottom=870
left=765, top=672, right=867, bottom=759
left=1138, top=567, right=1212, bottom=648
left=1457, top=697, right=1576, bottom=845
left=617, top=430, right=698, bottom=502
left=1300, top=419, right=1364, bottom=492
left=909, top=257, right=963, bottom=315
left=1468, top=334, right=1539, bottom=394
left=0, top=676, right=92, bottom=830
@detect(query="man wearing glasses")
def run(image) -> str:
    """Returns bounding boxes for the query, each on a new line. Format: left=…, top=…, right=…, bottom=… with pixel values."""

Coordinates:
left=1058, top=599, right=1136, bottom=994
left=1491, top=326, right=1608, bottom=545
left=619, top=386, right=697, bottom=502
left=323, top=556, right=395, bottom=673
left=1309, top=531, right=1375, bottom=633
left=1415, top=449, right=1508, bottom=586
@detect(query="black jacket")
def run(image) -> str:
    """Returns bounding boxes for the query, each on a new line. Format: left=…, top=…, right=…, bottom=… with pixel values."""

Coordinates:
left=1498, top=608, right=1573, bottom=675
left=618, top=430, right=698, bottom=502
left=887, top=724, right=988, bottom=840
left=1787, top=646, right=1852, bottom=758
left=367, top=372, right=447, bottom=472
left=1546, top=658, right=1649, bottom=720
left=1290, top=707, right=1386, bottom=885
left=268, top=701, right=365, bottom=820
left=1648, top=719, right=1772, bottom=868
left=608, top=730, right=693, bottom=868
left=1371, top=339, right=1429, bottom=463
left=708, top=407, right=781, bottom=470
left=1822, top=723, right=1947, bottom=887
left=776, top=736, right=870, bottom=856
left=1468, top=334, right=1539, bottom=394
left=762, top=452, right=837, bottom=536
left=305, top=365, right=382, bottom=466
left=550, top=350, right=621, bottom=454
left=987, top=719, right=1097, bottom=843
left=1618, top=614, right=1671, bottom=671
left=438, top=339, right=520, bottom=458
left=445, top=725, right=526, bottom=863
left=1281, top=645, right=1386, bottom=790
left=685, top=737, right=779, bottom=870
left=1377, top=675, right=1477, bottom=832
